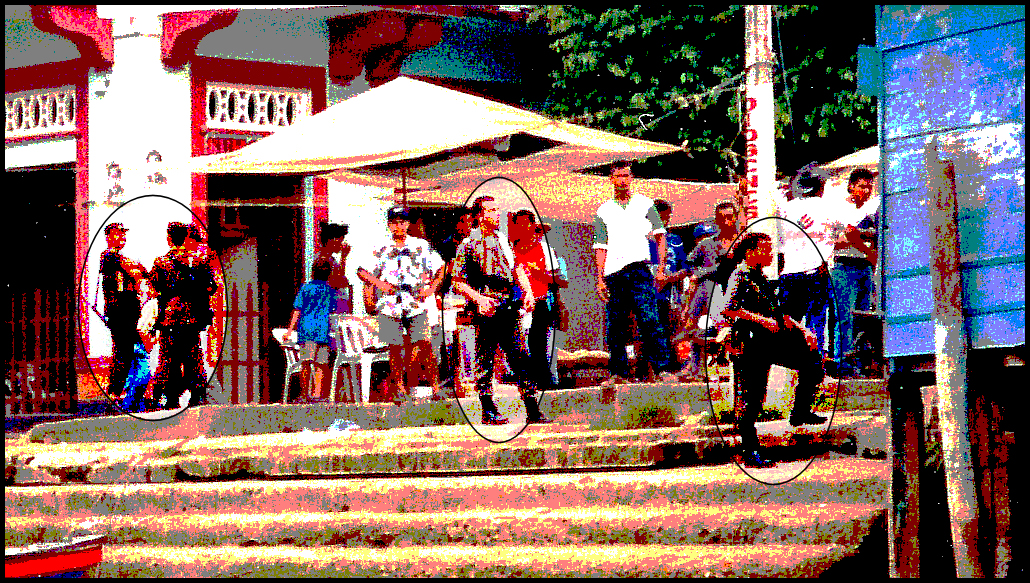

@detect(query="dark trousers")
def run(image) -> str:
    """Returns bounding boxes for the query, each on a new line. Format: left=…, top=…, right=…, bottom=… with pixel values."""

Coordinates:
left=155, top=328, right=204, bottom=408
left=735, top=326, right=823, bottom=450
left=779, top=269, right=830, bottom=356
left=108, top=322, right=140, bottom=396
left=656, top=296, right=681, bottom=369
left=473, top=303, right=532, bottom=397
left=605, top=262, right=672, bottom=378
left=526, top=294, right=557, bottom=392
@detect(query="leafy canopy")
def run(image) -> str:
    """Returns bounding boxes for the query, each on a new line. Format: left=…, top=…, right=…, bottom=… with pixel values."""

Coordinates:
left=528, top=5, right=877, bottom=182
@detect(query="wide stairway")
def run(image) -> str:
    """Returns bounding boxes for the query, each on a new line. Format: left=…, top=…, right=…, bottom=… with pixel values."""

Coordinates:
left=5, top=381, right=889, bottom=577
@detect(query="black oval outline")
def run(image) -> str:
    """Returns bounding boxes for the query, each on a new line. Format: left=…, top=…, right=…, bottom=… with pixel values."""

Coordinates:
left=702, top=215, right=842, bottom=485
left=450, top=176, right=560, bottom=444
left=76, top=194, right=228, bottom=422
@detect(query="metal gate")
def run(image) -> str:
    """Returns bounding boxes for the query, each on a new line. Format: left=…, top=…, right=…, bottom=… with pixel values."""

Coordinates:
left=5, top=289, right=76, bottom=414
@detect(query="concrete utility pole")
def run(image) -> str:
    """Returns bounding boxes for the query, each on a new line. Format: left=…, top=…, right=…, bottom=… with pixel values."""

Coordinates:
left=743, top=5, right=779, bottom=278
left=926, top=138, right=982, bottom=577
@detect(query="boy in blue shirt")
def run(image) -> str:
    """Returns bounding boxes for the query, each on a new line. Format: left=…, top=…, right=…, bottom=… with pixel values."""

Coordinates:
left=286, top=258, right=336, bottom=402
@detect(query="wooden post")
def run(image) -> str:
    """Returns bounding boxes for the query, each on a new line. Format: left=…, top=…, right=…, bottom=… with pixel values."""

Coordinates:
left=926, top=138, right=982, bottom=577
left=887, top=366, right=930, bottom=577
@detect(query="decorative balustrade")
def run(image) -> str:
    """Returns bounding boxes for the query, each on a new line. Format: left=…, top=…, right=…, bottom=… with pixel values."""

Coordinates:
left=5, top=86, right=77, bottom=140
left=205, top=83, right=310, bottom=132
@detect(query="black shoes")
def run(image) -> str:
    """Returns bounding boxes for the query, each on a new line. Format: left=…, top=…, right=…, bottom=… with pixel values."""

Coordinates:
left=789, top=411, right=827, bottom=427
left=741, top=450, right=776, bottom=468
left=523, top=394, right=552, bottom=424
left=480, top=395, right=509, bottom=425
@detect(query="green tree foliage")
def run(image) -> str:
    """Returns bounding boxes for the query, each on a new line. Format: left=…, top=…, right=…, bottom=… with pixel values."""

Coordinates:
left=528, top=5, right=877, bottom=182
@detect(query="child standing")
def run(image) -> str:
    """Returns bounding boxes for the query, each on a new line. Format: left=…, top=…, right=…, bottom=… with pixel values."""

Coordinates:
left=286, top=258, right=336, bottom=402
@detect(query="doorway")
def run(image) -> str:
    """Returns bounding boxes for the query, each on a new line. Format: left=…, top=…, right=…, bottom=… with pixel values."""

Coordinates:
left=3, top=166, right=77, bottom=413
left=207, top=174, right=303, bottom=403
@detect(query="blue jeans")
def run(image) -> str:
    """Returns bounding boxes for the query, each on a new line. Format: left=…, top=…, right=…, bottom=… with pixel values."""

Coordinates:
left=779, top=269, right=829, bottom=357
left=605, top=262, right=673, bottom=378
left=830, top=260, right=874, bottom=374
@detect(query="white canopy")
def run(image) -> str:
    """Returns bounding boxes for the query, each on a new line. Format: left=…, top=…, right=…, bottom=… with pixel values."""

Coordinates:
left=189, top=76, right=679, bottom=175
left=188, top=76, right=738, bottom=224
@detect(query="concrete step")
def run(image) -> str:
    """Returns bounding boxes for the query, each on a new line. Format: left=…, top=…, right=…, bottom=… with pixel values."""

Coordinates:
left=5, top=502, right=884, bottom=549
left=92, top=543, right=858, bottom=577
left=6, top=411, right=884, bottom=485
left=20, top=379, right=887, bottom=445
left=6, top=459, right=888, bottom=519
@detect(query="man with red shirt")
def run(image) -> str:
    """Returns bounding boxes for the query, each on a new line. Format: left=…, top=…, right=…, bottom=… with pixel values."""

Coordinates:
left=511, top=209, right=557, bottom=424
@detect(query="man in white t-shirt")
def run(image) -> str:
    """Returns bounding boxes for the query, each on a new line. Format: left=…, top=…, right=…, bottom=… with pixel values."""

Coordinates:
left=593, top=160, right=677, bottom=385
left=778, top=170, right=839, bottom=361
left=829, top=168, right=878, bottom=377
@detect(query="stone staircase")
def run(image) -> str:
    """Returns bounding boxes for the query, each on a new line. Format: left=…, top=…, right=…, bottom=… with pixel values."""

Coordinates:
left=5, top=381, right=890, bottom=577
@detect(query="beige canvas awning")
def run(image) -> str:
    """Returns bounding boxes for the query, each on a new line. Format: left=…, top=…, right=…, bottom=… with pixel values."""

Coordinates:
left=188, top=76, right=737, bottom=224
left=189, top=76, right=679, bottom=175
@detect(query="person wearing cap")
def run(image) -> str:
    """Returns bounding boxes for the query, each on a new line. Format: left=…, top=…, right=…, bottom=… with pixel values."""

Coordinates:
left=357, top=207, right=443, bottom=403
left=451, top=196, right=534, bottom=425
left=677, top=201, right=741, bottom=379
left=100, top=223, right=148, bottom=400
left=150, top=222, right=206, bottom=410
left=509, top=209, right=560, bottom=423
left=779, top=164, right=837, bottom=367
left=593, top=160, right=679, bottom=387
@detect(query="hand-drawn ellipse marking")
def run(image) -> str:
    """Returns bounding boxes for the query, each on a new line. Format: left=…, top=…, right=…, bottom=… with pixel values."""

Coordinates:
left=452, top=176, right=561, bottom=444
left=78, top=195, right=227, bottom=422
left=702, top=216, right=841, bottom=485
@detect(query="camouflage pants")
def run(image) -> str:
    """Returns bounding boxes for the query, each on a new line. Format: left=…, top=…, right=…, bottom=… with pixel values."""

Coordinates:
left=154, top=328, right=204, bottom=408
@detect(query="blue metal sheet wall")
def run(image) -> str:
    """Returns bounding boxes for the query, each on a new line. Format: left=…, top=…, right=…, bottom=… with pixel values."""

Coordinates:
left=878, top=6, right=1025, bottom=357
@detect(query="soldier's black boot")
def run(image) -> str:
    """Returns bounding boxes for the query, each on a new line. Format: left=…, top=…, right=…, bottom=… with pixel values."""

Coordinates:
left=480, top=395, right=508, bottom=425
left=523, top=393, right=552, bottom=424
left=742, top=449, right=776, bottom=468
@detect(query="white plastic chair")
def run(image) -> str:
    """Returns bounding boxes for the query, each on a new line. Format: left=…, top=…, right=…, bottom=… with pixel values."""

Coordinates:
left=331, top=316, right=390, bottom=403
left=271, top=328, right=303, bottom=404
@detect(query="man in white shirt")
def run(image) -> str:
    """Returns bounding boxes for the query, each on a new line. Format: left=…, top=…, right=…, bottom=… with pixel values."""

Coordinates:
left=593, top=160, right=678, bottom=385
left=357, top=207, right=442, bottom=403
left=778, top=172, right=838, bottom=362
left=829, top=168, right=878, bottom=378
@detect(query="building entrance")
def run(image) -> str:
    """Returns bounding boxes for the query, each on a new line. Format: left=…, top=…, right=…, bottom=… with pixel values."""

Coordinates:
left=206, top=174, right=303, bottom=403
left=4, top=166, right=77, bottom=414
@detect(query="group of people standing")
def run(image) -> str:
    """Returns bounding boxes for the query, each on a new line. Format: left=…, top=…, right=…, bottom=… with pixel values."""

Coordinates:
left=590, top=161, right=877, bottom=468
left=100, top=221, right=218, bottom=411
left=286, top=198, right=565, bottom=426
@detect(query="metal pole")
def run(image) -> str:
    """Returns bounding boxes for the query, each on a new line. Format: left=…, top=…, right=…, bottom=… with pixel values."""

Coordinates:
left=926, top=138, right=981, bottom=577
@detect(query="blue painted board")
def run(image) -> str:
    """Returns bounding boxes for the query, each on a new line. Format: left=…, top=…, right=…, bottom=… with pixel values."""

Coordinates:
left=878, top=7, right=1026, bottom=356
